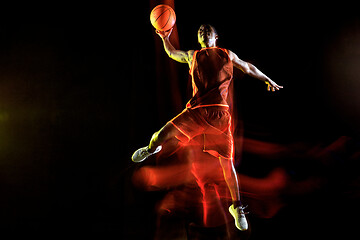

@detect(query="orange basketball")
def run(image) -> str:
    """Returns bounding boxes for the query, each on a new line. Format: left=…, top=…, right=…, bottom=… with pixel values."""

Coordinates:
left=150, top=4, right=176, bottom=32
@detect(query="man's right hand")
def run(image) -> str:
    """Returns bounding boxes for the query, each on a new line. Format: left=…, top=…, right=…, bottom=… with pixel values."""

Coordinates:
left=155, top=28, right=173, bottom=39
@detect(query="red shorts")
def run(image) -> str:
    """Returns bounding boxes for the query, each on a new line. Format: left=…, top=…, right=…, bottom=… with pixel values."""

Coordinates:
left=169, top=106, right=234, bottom=159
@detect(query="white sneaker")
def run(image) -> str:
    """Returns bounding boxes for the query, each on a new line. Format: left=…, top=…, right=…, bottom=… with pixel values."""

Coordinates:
left=131, top=145, right=162, bottom=163
left=229, top=204, right=248, bottom=231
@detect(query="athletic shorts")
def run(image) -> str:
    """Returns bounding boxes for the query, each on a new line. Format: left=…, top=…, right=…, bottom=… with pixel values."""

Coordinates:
left=169, top=106, right=234, bottom=159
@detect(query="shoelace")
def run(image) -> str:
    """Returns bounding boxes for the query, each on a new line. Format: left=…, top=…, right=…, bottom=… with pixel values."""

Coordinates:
left=238, top=205, right=249, bottom=215
left=139, top=148, right=150, bottom=158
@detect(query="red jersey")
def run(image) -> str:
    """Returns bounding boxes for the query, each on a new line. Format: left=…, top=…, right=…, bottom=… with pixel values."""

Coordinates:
left=170, top=47, right=235, bottom=159
left=187, top=47, right=233, bottom=109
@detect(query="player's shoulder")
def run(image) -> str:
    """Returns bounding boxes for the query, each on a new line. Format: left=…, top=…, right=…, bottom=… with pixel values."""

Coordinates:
left=187, top=50, right=196, bottom=55
left=225, top=49, right=236, bottom=60
left=186, top=50, right=196, bottom=59
left=219, top=48, right=231, bottom=54
left=214, top=47, right=231, bottom=56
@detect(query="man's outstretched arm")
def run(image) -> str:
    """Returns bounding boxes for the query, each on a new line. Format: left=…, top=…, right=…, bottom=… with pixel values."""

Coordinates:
left=228, top=50, right=283, bottom=91
left=156, top=29, right=193, bottom=64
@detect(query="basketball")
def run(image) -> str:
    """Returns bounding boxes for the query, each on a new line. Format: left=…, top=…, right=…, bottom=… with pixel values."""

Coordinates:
left=150, top=4, right=176, bottom=32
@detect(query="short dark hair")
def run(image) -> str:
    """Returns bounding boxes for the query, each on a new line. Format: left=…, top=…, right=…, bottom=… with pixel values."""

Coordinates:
left=199, top=24, right=218, bottom=36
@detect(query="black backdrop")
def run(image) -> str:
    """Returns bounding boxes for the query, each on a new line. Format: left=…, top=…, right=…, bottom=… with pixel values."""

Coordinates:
left=0, top=1, right=359, bottom=239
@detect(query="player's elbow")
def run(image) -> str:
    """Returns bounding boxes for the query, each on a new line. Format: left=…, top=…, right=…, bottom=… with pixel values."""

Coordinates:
left=167, top=51, right=178, bottom=61
left=165, top=49, right=173, bottom=58
left=167, top=50, right=177, bottom=60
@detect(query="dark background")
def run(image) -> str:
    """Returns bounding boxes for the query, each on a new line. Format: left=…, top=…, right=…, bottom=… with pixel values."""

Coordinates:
left=0, top=1, right=359, bottom=239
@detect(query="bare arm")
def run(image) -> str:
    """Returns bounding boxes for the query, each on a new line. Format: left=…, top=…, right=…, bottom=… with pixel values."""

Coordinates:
left=156, top=29, right=193, bottom=65
left=228, top=50, right=283, bottom=91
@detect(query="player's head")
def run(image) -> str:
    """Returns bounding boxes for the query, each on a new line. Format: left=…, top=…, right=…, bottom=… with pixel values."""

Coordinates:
left=198, top=24, right=218, bottom=48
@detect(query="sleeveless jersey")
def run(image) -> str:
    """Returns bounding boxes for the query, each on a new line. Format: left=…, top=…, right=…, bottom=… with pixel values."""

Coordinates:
left=186, top=47, right=233, bottom=109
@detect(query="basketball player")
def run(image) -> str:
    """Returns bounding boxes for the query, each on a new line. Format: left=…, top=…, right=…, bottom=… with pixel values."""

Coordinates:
left=132, top=24, right=283, bottom=231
